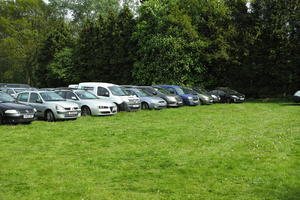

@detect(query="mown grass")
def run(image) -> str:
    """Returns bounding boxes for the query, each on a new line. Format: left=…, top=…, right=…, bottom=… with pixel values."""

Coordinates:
left=0, top=102, right=299, bottom=200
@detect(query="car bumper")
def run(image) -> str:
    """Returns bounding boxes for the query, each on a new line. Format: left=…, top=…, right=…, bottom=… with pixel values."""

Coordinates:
left=119, top=102, right=141, bottom=111
left=293, top=96, right=300, bottom=103
left=201, top=99, right=213, bottom=105
left=92, top=107, right=118, bottom=116
left=184, top=99, right=200, bottom=106
left=151, top=103, right=167, bottom=110
left=167, top=101, right=184, bottom=107
left=4, top=113, right=36, bottom=124
left=232, top=98, right=245, bottom=103
left=55, top=110, right=81, bottom=119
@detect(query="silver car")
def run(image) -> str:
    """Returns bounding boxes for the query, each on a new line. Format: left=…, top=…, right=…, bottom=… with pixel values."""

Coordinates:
left=16, top=91, right=81, bottom=121
left=124, top=88, right=167, bottom=110
left=55, top=89, right=117, bottom=116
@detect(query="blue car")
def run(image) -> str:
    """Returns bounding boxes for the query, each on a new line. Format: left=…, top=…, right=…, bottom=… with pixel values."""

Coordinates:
left=153, top=85, right=200, bottom=106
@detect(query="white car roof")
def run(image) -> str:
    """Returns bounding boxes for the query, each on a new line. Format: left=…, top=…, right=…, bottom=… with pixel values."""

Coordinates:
left=79, top=82, right=119, bottom=87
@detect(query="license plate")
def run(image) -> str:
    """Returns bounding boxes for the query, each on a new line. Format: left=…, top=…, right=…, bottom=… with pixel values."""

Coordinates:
left=240, top=98, right=244, bottom=100
left=132, top=105, right=140, bottom=108
left=24, top=114, right=34, bottom=119
left=69, top=111, right=78, bottom=115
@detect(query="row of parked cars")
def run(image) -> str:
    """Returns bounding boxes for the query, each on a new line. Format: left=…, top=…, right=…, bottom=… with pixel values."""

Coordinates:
left=0, top=82, right=246, bottom=125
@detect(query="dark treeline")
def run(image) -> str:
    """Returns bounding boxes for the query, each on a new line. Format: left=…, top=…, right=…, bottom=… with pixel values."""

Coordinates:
left=0, top=0, right=299, bottom=97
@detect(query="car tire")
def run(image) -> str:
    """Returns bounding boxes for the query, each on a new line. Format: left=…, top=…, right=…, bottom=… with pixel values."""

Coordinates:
left=45, top=110, right=55, bottom=122
left=81, top=106, right=91, bottom=116
left=141, top=102, right=149, bottom=110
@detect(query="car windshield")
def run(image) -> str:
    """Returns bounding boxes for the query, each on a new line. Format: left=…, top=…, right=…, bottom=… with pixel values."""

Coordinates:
left=220, top=88, right=239, bottom=95
left=40, top=92, right=65, bottom=101
left=193, top=87, right=209, bottom=95
left=108, top=86, right=127, bottom=96
left=138, top=89, right=154, bottom=97
left=133, top=89, right=151, bottom=97
left=75, top=91, right=98, bottom=99
left=0, top=92, right=15, bottom=103
left=155, top=87, right=172, bottom=95
left=182, top=87, right=197, bottom=95
left=175, top=87, right=185, bottom=95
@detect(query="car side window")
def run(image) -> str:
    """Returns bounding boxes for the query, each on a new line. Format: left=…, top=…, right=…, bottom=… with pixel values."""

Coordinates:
left=66, top=91, right=77, bottom=100
left=29, top=93, right=41, bottom=103
left=97, top=87, right=109, bottom=96
left=17, top=93, right=29, bottom=102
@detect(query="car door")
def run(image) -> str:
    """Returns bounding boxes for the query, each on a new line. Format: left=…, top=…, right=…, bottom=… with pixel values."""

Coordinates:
left=28, top=93, right=44, bottom=118
left=97, top=87, right=110, bottom=101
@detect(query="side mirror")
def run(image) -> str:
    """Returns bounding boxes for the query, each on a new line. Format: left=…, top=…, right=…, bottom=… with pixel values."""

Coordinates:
left=152, top=91, right=157, bottom=95
left=71, top=96, right=77, bottom=100
left=36, top=99, right=43, bottom=104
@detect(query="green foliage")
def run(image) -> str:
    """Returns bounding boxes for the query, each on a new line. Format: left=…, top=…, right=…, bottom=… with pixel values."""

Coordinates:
left=0, top=102, right=299, bottom=199
left=34, top=22, right=74, bottom=87
left=74, top=6, right=136, bottom=84
left=0, top=0, right=48, bottom=84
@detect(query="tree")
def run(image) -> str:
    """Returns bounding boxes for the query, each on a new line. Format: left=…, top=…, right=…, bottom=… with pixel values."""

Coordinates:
left=0, top=0, right=48, bottom=84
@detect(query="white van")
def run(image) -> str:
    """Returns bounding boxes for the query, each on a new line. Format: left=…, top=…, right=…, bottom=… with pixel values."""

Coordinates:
left=78, top=82, right=141, bottom=111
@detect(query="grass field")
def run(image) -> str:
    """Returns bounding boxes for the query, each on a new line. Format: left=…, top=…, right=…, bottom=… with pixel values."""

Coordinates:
left=0, top=102, right=299, bottom=200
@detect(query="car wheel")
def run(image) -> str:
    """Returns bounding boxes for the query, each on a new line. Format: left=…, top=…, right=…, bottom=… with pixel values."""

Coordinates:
left=45, top=110, right=55, bottom=122
left=81, top=106, right=91, bottom=116
left=141, top=102, right=149, bottom=110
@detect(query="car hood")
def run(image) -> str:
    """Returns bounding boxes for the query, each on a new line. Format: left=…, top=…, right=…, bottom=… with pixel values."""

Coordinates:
left=46, top=101, right=79, bottom=108
left=140, top=96, right=165, bottom=103
left=81, top=99, right=115, bottom=107
left=0, top=102, right=33, bottom=110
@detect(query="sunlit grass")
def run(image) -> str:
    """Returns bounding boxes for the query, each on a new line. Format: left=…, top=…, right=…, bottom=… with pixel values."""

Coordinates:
left=0, top=102, right=299, bottom=199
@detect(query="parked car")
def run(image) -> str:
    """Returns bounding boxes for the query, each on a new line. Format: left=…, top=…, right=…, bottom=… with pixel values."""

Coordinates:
left=68, top=84, right=79, bottom=89
left=154, top=85, right=200, bottom=106
left=0, top=91, right=36, bottom=124
left=210, top=87, right=245, bottom=103
left=123, top=87, right=167, bottom=110
left=183, top=87, right=213, bottom=105
left=138, top=86, right=183, bottom=107
left=293, top=90, right=300, bottom=103
left=55, top=89, right=117, bottom=116
left=16, top=91, right=81, bottom=122
left=2, top=87, right=37, bottom=98
left=192, top=86, right=220, bottom=103
left=78, top=82, right=141, bottom=111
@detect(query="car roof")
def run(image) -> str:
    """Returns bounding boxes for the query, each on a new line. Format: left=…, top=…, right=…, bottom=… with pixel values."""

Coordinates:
left=154, top=85, right=181, bottom=88
left=79, top=82, right=119, bottom=87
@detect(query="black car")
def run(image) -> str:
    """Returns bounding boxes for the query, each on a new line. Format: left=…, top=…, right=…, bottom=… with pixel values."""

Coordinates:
left=210, top=87, right=245, bottom=103
left=0, top=92, right=36, bottom=124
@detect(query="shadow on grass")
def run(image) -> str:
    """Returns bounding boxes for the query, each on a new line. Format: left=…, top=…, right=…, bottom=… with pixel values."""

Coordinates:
left=279, top=103, right=300, bottom=106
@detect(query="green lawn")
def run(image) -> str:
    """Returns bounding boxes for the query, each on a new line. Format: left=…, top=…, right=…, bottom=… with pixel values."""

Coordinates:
left=0, top=102, right=299, bottom=200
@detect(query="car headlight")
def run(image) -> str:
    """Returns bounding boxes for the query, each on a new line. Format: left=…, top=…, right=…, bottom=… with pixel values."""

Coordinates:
left=5, top=110, right=20, bottom=114
left=232, top=95, right=238, bottom=98
left=188, top=96, right=193, bottom=100
left=55, top=105, right=65, bottom=111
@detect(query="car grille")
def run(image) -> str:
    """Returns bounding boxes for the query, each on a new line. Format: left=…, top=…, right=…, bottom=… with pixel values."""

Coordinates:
left=159, top=101, right=165, bottom=104
left=19, top=109, right=34, bottom=114
left=65, top=107, right=78, bottom=111
left=129, top=99, right=139, bottom=104
left=99, top=106, right=109, bottom=109
left=193, top=97, right=198, bottom=101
